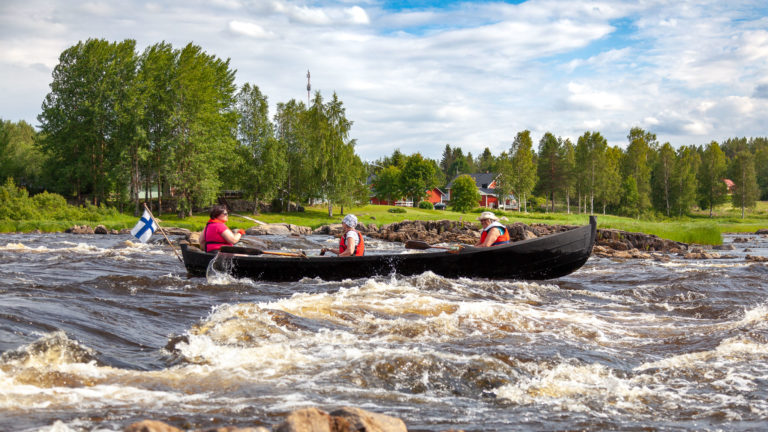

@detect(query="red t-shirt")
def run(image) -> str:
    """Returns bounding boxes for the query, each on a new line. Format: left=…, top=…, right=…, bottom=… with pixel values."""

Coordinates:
left=203, top=220, right=230, bottom=252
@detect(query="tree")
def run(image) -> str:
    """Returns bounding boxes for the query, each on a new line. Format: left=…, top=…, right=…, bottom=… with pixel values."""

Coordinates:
left=400, top=153, right=439, bottom=204
left=168, top=43, right=238, bottom=216
left=493, top=152, right=515, bottom=210
left=38, top=38, right=140, bottom=205
left=697, top=141, right=728, bottom=217
left=536, top=132, right=563, bottom=212
left=622, top=127, right=657, bottom=213
left=275, top=99, right=311, bottom=209
left=560, top=139, right=576, bottom=213
left=234, top=83, right=286, bottom=208
left=372, top=165, right=402, bottom=203
left=618, top=176, right=640, bottom=218
left=575, top=131, right=607, bottom=214
left=510, top=130, right=537, bottom=212
left=477, top=147, right=495, bottom=173
left=729, top=149, right=759, bottom=218
left=753, top=139, right=768, bottom=200
left=670, top=146, right=699, bottom=216
left=450, top=174, right=480, bottom=213
left=0, top=120, right=44, bottom=192
left=597, top=146, right=622, bottom=214
left=651, top=142, right=676, bottom=216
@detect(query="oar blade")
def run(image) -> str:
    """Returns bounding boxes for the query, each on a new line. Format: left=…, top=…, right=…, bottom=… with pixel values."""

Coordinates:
left=220, top=246, right=264, bottom=255
left=404, top=240, right=432, bottom=250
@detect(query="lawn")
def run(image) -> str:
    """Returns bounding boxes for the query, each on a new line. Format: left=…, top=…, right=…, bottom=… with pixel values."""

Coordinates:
left=3, top=202, right=767, bottom=246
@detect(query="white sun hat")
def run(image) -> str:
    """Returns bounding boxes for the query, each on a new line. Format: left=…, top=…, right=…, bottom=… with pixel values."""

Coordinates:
left=477, top=211, right=499, bottom=221
left=342, top=214, right=358, bottom=228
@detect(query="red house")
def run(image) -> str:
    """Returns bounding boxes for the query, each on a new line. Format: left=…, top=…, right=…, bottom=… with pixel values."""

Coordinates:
left=369, top=187, right=447, bottom=207
left=446, top=173, right=518, bottom=210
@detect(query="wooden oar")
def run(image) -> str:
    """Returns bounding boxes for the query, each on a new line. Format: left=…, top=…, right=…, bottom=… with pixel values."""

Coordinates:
left=404, top=240, right=463, bottom=253
left=231, top=213, right=267, bottom=226
left=220, top=245, right=307, bottom=258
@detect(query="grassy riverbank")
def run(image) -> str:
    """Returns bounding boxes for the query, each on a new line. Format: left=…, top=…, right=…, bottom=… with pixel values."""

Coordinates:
left=3, top=202, right=768, bottom=245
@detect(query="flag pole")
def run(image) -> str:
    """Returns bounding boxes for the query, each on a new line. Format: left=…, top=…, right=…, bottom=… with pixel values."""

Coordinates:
left=143, top=203, right=183, bottom=264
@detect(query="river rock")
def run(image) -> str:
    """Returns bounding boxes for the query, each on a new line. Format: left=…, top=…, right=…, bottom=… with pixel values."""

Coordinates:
left=247, top=223, right=312, bottom=236
left=756, top=229, right=768, bottom=235
left=273, top=407, right=406, bottom=432
left=66, top=225, right=94, bottom=234
left=732, top=237, right=749, bottom=243
left=125, top=420, right=182, bottom=432
left=94, top=225, right=109, bottom=234
left=746, top=254, right=768, bottom=262
left=712, top=244, right=735, bottom=250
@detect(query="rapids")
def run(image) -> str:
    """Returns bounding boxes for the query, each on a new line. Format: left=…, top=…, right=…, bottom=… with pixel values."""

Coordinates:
left=1, top=232, right=767, bottom=431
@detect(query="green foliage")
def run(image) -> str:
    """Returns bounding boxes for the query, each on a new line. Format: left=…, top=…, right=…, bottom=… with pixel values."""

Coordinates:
left=388, top=207, right=407, bottom=213
left=510, top=130, right=537, bottom=212
left=697, top=141, right=728, bottom=216
left=418, top=200, right=434, bottom=209
left=450, top=174, right=481, bottom=213
left=0, top=180, right=118, bottom=222
left=400, top=153, right=440, bottom=203
left=729, top=149, right=759, bottom=217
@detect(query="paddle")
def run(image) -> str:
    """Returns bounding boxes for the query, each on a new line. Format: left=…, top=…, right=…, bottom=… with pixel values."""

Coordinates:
left=219, top=245, right=307, bottom=258
left=231, top=213, right=267, bottom=226
left=404, top=240, right=463, bottom=253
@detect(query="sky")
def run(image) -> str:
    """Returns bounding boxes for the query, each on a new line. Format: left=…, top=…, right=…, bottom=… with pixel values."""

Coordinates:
left=1, top=0, right=768, bottom=161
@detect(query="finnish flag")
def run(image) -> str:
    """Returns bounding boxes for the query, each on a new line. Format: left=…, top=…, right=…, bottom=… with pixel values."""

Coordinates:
left=131, top=209, right=158, bottom=243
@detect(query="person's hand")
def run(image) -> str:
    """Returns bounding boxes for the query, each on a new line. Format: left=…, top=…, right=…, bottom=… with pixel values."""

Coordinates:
left=320, top=247, right=327, bottom=256
left=237, top=229, right=246, bottom=235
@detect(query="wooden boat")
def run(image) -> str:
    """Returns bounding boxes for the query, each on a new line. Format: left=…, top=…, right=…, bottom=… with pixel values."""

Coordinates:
left=180, top=216, right=597, bottom=281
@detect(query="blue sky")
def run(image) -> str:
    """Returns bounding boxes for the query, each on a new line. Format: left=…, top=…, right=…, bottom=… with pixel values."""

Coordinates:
left=1, top=0, right=767, bottom=161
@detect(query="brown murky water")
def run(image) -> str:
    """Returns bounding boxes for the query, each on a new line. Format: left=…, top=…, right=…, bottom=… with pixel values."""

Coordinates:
left=1, top=232, right=767, bottom=431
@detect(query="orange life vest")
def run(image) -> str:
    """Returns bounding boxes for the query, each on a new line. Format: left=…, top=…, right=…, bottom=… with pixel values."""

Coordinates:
left=480, top=222, right=510, bottom=246
left=339, top=230, right=365, bottom=256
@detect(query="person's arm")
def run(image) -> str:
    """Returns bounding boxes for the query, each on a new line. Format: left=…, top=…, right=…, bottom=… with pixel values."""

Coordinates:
left=221, top=228, right=244, bottom=245
left=479, top=227, right=501, bottom=247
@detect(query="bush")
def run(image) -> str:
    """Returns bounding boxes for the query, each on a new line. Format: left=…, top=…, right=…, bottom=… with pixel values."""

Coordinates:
left=388, top=207, right=407, bottom=213
left=418, top=201, right=433, bottom=210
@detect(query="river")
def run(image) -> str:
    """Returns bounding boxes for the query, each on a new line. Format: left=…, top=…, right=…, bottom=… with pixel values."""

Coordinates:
left=1, top=231, right=767, bottom=431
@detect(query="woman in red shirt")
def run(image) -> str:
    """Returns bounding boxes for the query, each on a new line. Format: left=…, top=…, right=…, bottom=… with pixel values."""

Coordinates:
left=200, top=205, right=245, bottom=252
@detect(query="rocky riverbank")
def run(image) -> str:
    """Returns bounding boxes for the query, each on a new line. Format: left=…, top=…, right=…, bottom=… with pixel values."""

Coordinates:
left=58, top=220, right=768, bottom=261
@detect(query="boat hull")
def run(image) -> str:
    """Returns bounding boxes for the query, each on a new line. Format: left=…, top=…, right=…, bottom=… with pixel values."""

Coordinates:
left=181, top=216, right=597, bottom=281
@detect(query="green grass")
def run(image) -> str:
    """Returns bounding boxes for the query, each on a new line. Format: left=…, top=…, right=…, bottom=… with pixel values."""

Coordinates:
left=4, top=202, right=768, bottom=246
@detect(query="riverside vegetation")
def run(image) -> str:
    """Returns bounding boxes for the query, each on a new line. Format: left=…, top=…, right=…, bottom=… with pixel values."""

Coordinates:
left=3, top=179, right=768, bottom=245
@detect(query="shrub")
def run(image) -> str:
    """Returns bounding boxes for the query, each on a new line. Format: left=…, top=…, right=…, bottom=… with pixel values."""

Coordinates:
left=418, top=201, right=433, bottom=210
left=388, top=207, right=407, bottom=213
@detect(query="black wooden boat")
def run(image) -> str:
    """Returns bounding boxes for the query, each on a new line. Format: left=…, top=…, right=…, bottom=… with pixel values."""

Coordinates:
left=181, top=216, right=597, bottom=281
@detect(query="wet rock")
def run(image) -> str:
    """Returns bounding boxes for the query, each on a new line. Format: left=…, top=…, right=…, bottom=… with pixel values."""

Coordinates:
left=273, top=407, right=406, bottom=432
left=746, top=254, right=768, bottom=262
left=94, top=225, right=109, bottom=234
left=732, top=237, right=749, bottom=243
left=66, top=225, right=94, bottom=234
left=756, top=229, right=768, bottom=235
left=329, top=407, right=407, bottom=432
left=198, top=427, right=269, bottom=432
left=712, top=244, right=735, bottom=250
left=247, top=223, right=312, bottom=236
left=125, top=420, right=182, bottom=432
left=161, top=227, right=192, bottom=236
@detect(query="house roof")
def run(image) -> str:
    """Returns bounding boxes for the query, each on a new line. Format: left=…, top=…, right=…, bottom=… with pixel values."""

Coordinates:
left=446, top=172, right=497, bottom=189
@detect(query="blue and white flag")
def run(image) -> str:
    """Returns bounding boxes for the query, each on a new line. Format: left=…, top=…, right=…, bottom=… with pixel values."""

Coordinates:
left=131, top=209, right=158, bottom=243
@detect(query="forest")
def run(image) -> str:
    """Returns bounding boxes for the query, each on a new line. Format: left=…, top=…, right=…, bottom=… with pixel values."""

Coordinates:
left=1, top=38, right=767, bottom=219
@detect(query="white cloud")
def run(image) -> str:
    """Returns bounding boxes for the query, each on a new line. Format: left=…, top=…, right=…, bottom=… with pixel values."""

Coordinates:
left=228, top=20, right=274, bottom=39
left=1, top=0, right=768, bottom=158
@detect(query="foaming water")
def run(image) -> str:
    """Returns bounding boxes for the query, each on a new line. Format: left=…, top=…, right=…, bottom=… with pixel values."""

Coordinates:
left=1, top=232, right=767, bottom=431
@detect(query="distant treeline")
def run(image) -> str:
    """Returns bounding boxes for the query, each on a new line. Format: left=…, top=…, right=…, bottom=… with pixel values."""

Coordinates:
left=1, top=38, right=766, bottom=219
left=369, top=130, right=767, bottom=218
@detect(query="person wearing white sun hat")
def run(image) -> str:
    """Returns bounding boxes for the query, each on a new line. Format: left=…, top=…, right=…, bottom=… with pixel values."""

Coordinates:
left=474, top=211, right=510, bottom=247
left=321, top=214, right=365, bottom=256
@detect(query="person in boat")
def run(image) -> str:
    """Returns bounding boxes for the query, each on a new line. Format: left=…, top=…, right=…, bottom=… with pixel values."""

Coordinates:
left=200, top=205, right=245, bottom=253
left=321, top=214, right=365, bottom=256
left=474, top=211, right=510, bottom=247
